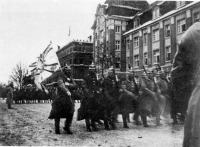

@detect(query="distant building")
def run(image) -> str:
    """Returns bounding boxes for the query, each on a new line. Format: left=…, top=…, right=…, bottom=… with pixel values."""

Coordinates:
left=124, top=1, right=200, bottom=77
left=56, top=40, right=93, bottom=79
left=91, top=0, right=149, bottom=73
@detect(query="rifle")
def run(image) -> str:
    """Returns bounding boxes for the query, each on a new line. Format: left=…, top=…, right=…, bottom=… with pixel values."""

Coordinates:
left=156, top=63, right=162, bottom=71
left=142, top=65, right=147, bottom=74
left=131, top=70, right=139, bottom=95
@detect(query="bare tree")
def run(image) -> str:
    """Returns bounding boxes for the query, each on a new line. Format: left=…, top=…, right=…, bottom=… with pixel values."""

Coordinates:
left=10, top=62, right=28, bottom=89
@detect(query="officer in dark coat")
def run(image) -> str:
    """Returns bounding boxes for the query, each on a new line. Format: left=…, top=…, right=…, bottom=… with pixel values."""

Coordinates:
left=47, top=66, right=76, bottom=134
left=170, top=22, right=200, bottom=147
left=102, top=67, right=120, bottom=129
left=78, top=63, right=105, bottom=131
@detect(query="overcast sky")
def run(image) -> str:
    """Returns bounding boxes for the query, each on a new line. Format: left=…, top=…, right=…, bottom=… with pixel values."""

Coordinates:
left=0, top=0, right=155, bottom=84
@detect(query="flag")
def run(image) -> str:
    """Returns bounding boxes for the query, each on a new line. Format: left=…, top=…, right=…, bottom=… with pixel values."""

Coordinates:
left=68, top=26, right=71, bottom=36
left=42, top=41, right=53, bottom=59
left=88, top=35, right=92, bottom=42
left=57, top=45, right=60, bottom=50
left=29, top=62, right=36, bottom=67
left=44, top=63, right=58, bottom=67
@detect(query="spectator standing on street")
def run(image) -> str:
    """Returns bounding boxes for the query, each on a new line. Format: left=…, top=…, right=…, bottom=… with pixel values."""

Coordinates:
left=6, top=82, right=14, bottom=109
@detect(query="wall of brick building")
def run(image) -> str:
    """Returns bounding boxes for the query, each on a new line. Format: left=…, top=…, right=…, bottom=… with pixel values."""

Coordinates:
left=147, top=27, right=152, bottom=66
left=129, top=35, right=133, bottom=68
left=124, top=2, right=200, bottom=76
left=139, top=31, right=143, bottom=69
left=159, top=22, right=165, bottom=66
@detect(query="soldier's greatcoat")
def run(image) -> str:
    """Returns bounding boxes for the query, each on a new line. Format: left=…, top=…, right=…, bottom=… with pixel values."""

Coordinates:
left=43, top=70, right=75, bottom=119
left=77, top=71, right=103, bottom=121
left=139, top=77, right=158, bottom=116
left=48, top=76, right=74, bottom=119
left=118, top=80, right=138, bottom=114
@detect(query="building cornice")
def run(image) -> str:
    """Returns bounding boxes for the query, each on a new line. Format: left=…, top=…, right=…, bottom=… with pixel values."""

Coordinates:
left=106, top=15, right=134, bottom=20
left=57, top=41, right=93, bottom=53
left=108, top=4, right=141, bottom=11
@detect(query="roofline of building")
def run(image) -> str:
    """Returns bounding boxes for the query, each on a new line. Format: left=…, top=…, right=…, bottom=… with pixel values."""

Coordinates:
left=106, top=15, right=134, bottom=20
left=127, top=1, right=167, bottom=23
left=56, top=40, right=93, bottom=53
left=123, top=1, right=200, bottom=36
left=108, top=4, right=141, bottom=11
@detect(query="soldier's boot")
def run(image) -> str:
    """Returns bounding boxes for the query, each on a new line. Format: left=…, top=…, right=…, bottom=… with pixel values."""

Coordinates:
left=85, top=119, right=92, bottom=132
left=133, top=112, right=141, bottom=125
left=55, top=118, right=60, bottom=134
left=104, top=119, right=110, bottom=130
left=111, top=116, right=117, bottom=130
left=96, top=119, right=104, bottom=126
left=122, top=114, right=129, bottom=128
left=171, top=110, right=178, bottom=124
left=141, top=115, right=149, bottom=127
left=91, top=119, right=98, bottom=131
left=63, top=113, right=73, bottom=135
left=156, top=109, right=162, bottom=126
left=127, top=114, right=131, bottom=123
left=7, top=104, right=11, bottom=109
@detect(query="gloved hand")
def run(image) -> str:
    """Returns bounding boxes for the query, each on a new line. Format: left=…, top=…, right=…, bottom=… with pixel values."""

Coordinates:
left=65, top=82, right=70, bottom=86
left=67, top=91, right=71, bottom=96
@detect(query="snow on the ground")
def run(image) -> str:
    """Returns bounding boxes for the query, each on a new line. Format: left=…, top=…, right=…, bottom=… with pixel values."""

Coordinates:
left=0, top=99, right=184, bottom=146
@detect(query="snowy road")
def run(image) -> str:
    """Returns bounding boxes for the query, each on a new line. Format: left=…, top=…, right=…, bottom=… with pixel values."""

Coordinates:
left=0, top=99, right=184, bottom=146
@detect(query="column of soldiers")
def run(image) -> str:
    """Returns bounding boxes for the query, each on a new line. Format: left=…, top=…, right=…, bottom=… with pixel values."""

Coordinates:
left=76, top=64, right=178, bottom=133
left=12, top=86, right=54, bottom=104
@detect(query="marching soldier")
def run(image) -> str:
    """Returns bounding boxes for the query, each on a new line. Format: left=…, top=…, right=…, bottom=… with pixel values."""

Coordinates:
left=139, top=69, right=161, bottom=127
left=47, top=66, right=76, bottom=134
left=78, top=63, right=103, bottom=131
left=102, top=67, right=120, bottom=129
left=155, top=70, right=168, bottom=116
left=118, top=71, right=140, bottom=127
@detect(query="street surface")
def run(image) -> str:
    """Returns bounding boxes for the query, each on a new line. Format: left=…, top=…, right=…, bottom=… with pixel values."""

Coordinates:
left=0, top=99, right=184, bottom=146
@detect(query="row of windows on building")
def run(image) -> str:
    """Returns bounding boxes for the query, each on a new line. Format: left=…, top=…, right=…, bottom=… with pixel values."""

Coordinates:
left=114, top=12, right=200, bottom=51
left=133, top=46, right=171, bottom=67
left=58, top=46, right=93, bottom=58
left=95, top=25, right=122, bottom=40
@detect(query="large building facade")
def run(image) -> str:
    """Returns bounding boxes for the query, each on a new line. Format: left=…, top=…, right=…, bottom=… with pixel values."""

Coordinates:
left=124, top=1, right=200, bottom=77
left=91, top=0, right=149, bottom=74
left=92, top=0, right=200, bottom=77
left=56, top=40, right=93, bottom=79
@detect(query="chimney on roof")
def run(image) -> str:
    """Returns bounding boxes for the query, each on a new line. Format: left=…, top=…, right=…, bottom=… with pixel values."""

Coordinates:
left=57, top=45, right=60, bottom=50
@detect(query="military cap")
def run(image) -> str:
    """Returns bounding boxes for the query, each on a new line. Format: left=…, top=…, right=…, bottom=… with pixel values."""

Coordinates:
left=63, top=64, right=71, bottom=70
left=142, top=72, right=148, bottom=78
left=89, top=62, right=96, bottom=71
